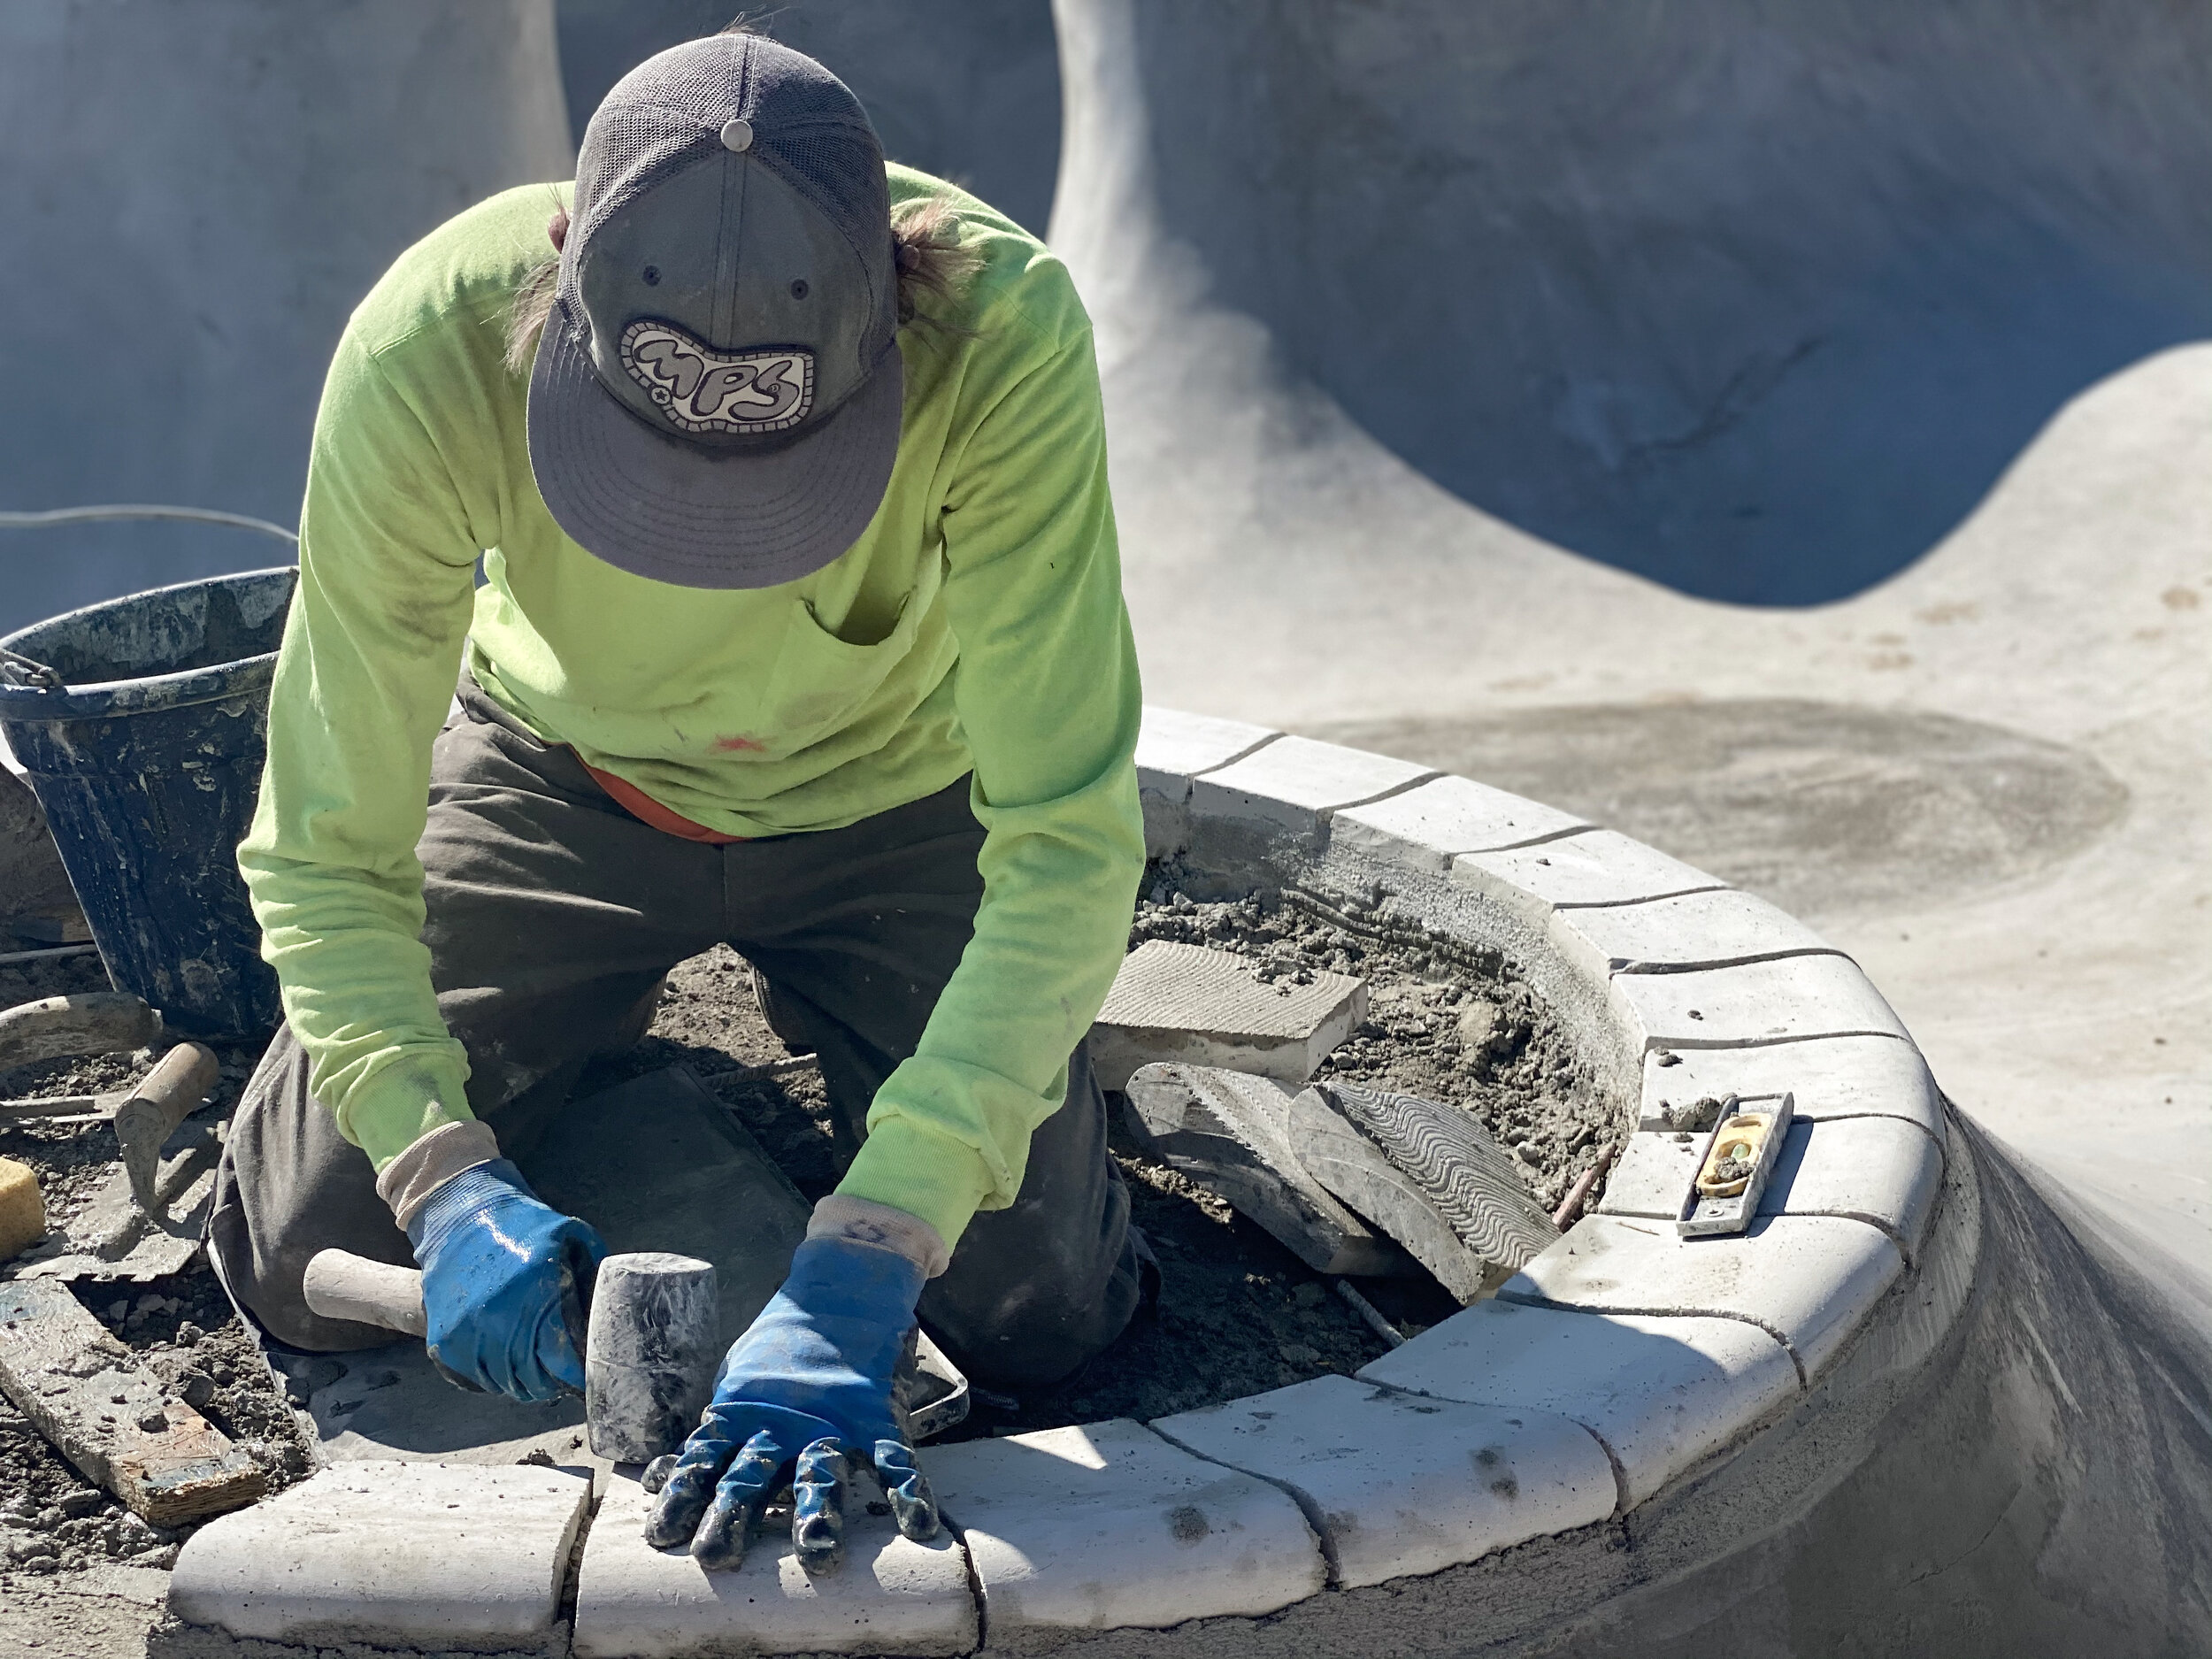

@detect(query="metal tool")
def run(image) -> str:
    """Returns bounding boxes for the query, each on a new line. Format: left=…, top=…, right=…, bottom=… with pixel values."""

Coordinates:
left=111, top=1042, right=222, bottom=1217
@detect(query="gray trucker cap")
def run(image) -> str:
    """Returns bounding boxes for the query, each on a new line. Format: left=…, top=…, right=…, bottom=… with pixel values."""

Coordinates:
left=527, top=33, right=902, bottom=588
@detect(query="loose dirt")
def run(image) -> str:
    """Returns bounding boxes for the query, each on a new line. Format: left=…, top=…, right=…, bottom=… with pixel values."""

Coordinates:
left=0, top=955, right=313, bottom=1582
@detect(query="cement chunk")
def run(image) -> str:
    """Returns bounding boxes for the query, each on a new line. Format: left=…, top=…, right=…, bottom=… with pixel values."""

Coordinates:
left=168, top=1462, right=589, bottom=1651
left=1134, top=707, right=1279, bottom=857
left=1359, top=1299, right=1801, bottom=1506
left=922, top=1417, right=1325, bottom=1643
left=1154, top=1373, right=1615, bottom=1587
left=1612, top=956, right=1912, bottom=1050
left=1453, top=830, right=1726, bottom=917
left=1328, top=775, right=1586, bottom=875
left=1640, top=1035, right=1942, bottom=1140
left=1090, top=940, right=1366, bottom=1090
left=572, top=1470, right=976, bottom=1658
left=1549, top=887, right=1839, bottom=977
left=1189, top=734, right=1435, bottom=838
left=1499, top=1213, right=1904, bottom=1381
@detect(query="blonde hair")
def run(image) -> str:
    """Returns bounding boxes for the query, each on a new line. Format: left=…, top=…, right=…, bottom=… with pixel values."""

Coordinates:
left=503, top=193, right=981, bottom=374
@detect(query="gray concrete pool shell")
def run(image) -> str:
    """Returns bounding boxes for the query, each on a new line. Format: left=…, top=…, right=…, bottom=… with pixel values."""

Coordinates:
left=167, top=711, right=2212, bottom=1656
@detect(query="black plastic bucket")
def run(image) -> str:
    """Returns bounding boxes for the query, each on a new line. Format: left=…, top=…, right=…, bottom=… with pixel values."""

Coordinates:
left=0, top=568, right=296, bottom=1037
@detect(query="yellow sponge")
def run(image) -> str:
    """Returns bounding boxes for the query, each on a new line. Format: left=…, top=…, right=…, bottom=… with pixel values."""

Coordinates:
left=0, top=1157, right=46, bottom=1262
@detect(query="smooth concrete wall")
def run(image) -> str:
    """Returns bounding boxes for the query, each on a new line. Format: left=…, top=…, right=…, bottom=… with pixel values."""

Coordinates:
left=0, top=1, right=572, bottom=634
left=1056, top=0, right=2212, bottom=603
left=556, top=1, right=1061, bottom=235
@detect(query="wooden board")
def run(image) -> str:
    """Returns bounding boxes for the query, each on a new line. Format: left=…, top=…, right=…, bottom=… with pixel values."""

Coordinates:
left=1313, top=1080, right=1559, bottom=1271
left=1122, top=1064, right=1413, bottom=1277
left=0, top=1279, right=263, bottom=1525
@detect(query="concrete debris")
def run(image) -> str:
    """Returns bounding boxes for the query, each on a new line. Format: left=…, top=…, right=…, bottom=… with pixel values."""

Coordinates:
left=1089, top=939, right=1366, bottom=1089
left=0, top=1279, right=263, bottom=1525
left=13, top=1123, right=221, bottom=1285
left=1123, top=1064, right=1414, bottom=1276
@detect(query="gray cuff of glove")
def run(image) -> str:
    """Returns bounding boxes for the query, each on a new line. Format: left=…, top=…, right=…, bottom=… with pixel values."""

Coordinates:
left=808, top=1195, right=952, bottom=1279
left=376, top=1119, right=503, bottom=1232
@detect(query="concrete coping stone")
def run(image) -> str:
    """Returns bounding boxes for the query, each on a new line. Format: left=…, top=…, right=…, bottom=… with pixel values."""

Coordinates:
left=166, top=1461, right=590, bottom=1653
left=1498, top=1212, right=1906, bottom=1383
left=1548, top=886, right=1842, bottom=979
left=1641, top=1034, right=1942, bottom=1141
left=1327, top=773, right=1589, bottom=875
left=572, top=1469, right=977, bottom=1658
left=1610, top=954, right=1912, bottom=1052
left=1134, top=706, right=1281, bottom=858
left=919, top=1417, right=1326, bottom=1645
left=1151, top=1372, right=1616, bottom=1588
left=1453, top=830, right=1729, bottom=925
left=1601, top=1114, right=1944, bottom=1259
left=1356, top=1299, right=1802, bottom=1509
left=1188, top=733, right=1438, bottom=838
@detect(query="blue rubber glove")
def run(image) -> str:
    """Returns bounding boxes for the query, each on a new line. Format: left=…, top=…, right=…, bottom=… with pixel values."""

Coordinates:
left=641, top=1234, right=940, bottom=1573
left=403, top=1158, right=606, bottom=1404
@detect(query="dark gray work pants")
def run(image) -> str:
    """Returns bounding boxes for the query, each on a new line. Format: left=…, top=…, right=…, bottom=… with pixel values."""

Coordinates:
left=206, top=679, right=1148, bottom=1390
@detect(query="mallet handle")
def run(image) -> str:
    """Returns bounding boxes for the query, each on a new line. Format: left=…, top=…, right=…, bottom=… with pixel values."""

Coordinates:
left=303, top=1248, right=426, bottom=1338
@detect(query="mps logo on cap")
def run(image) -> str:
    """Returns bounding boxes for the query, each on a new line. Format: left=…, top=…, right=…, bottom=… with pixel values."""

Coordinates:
left=618, top=320, right=815, bottom=434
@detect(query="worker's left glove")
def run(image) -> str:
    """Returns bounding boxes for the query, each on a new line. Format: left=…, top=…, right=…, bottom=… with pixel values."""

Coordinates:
left=641, top=1233, right=941, bottom=1573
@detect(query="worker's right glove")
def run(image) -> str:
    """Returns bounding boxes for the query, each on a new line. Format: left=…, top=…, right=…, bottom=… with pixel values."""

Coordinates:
left=403, top=1157, right=606, bottom=1404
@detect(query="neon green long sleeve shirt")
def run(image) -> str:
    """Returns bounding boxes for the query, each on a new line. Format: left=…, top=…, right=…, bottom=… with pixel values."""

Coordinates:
left=236, top=167, right=1145, bottom=1248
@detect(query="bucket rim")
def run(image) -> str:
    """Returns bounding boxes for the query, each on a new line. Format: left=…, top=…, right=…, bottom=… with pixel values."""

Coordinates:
left=0, top=565, right=297, bottom=723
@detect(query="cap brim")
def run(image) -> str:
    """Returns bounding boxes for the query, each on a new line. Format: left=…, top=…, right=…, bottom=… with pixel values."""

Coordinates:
left=526, top=308, right=902, bottom=590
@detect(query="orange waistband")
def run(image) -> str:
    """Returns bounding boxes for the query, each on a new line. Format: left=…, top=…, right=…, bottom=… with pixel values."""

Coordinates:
left=579, top=760, right=749, bottom=845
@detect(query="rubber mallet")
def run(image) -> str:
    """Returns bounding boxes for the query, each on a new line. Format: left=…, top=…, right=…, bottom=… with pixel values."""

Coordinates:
left=303, top=1246, right=719, bottom=1461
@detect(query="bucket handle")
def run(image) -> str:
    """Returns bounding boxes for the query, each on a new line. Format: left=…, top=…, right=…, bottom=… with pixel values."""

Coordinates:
left=0, top=504, right=299, bottom=697
left=0, top=649, right=63, bottom=692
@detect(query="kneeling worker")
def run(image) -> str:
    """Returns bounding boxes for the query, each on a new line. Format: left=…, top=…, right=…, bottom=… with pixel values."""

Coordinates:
left=208, top=28, right=1151, bottom=1568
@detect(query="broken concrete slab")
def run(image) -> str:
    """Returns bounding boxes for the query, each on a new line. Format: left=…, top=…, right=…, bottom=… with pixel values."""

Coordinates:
left=1153, top=1372, right=1615, bottom=1587
left=1121, top=1064, right=1411, bottom=1276
left=310, top=1066, right=806, bottom=1468
left=0, top=1279, right=262, bottom=1525
left=572, top=1467, right=977, bottom=1658
left=1315, top=1079, right=1558, bottom=1272
left=1327, top=774, right=1587, bottom=876
left=922, top=1417, right=1324, bottom=1645
left=1358, top=1298, right=1802, bottom=1507
left=1641, top=1034, right=1942, bottom=1141
left=1498, top=1212, right=1904, bottom=1382
left=1090, top=940, right=1366, bottom=1090
left=167, top=1461, right=588, bottom=1653
left=1279, top=1085, right=1494, bottom=1302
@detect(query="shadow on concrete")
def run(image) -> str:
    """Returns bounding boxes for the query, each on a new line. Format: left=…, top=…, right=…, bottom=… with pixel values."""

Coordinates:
left=1314, top=700, right=2129, bottom=921
left=1116, top=1, right=2212, bottom=603
left=556, top=0, right=1062, bottom=236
